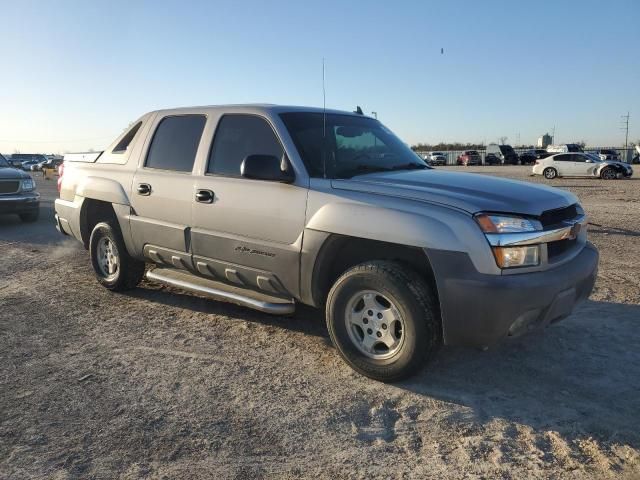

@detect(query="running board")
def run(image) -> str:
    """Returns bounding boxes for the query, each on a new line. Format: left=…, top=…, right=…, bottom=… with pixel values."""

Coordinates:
left=146, top=268, right=295, bottom=315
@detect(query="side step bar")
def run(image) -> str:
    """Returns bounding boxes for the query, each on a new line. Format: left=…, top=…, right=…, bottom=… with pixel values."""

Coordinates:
left=146, top=268, right=295, bottom=315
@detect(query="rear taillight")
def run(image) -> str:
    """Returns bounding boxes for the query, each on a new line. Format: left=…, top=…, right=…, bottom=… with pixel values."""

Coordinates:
left=57, top=163, right=64, bottom=192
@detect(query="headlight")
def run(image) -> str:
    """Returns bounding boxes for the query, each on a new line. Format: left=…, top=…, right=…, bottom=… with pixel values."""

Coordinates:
left=492, top=245, right=540, bottom=268
left=475, top=213, right=540, bottom=233
left=21, top=178, right=35, bottom=191
left=475, top=213, right=542, bottom=268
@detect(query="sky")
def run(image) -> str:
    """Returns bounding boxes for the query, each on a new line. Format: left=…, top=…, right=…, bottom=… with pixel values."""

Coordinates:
left=1, top=0, right=638, bottom=154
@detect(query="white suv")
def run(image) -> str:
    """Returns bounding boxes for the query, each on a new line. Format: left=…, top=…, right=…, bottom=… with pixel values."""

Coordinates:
left=532, top=152, right=633, bottom=180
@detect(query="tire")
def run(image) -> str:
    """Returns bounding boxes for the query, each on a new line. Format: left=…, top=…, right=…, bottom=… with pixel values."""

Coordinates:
left=326, top=261, right=439, bottom=382
left=19, top=210, right=39, bottom=223
left=600, top=168, right=617, bottom=180
left=543, top=167, right=557, bottom=179
left=89, top=221, right=145, bottom=291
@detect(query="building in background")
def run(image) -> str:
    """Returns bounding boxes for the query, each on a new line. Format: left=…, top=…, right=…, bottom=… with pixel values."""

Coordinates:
left=537, top=133, right=552, bottom=148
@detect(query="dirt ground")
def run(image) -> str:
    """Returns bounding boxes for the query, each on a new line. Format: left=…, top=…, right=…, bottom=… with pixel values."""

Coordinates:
left=1, top=166, right=639, bottom=479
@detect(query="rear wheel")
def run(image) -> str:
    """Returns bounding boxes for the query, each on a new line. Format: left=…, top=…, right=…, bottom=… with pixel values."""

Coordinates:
left=89, top=221, right=145, bottom=291
left=326, top=261, right=439, bottom=382
left=600, top=168, right=617, bottom=180
left=543, top=167, right=558, bottom=179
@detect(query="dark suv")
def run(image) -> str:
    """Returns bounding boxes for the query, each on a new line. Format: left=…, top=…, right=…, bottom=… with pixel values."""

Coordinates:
left=486, top=144, right=518, bottom=165
left=0, top=153, right=40, bottom=222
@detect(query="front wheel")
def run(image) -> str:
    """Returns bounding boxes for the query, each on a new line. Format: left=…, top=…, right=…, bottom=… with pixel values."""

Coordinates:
left=600, top=168, right=617, bottom=180
left=543, top=167, right=558, bottom=179
left=326, top=261, right=439, bottom=382
left=89, top=221, right=145, bottom=291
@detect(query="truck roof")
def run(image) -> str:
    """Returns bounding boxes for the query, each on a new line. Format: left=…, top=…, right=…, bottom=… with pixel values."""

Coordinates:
left=149, top=104, right=371, bottom=118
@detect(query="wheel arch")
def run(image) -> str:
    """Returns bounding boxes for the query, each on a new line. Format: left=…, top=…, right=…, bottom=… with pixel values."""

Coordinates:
left=305, top=234, right=441, bottom=321
left=79, top=199, right=117, bottom=248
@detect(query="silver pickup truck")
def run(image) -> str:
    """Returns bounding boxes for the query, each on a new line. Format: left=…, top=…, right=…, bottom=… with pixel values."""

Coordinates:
left=55, top=105, right=598, bottom=381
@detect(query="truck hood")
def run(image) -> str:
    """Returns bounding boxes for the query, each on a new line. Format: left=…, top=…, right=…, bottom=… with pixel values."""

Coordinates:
left=0, top=166, right=29, bottom=179
left=332, top=169, right=577, bottom=216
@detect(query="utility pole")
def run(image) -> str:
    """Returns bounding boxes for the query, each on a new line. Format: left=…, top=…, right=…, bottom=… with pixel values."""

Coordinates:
left=621, top=112, right=630, bottom=149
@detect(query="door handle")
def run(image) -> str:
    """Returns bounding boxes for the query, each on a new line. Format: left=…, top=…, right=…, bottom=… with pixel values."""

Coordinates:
left=137, top=183, right=151, bottom=195
left=195, top=189, right=214, bottom=204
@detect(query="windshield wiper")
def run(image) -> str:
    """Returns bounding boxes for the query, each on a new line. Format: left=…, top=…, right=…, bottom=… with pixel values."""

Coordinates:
left=389, top=162, right=429, bottom=171
left=338, top=164, right=392, bottom=179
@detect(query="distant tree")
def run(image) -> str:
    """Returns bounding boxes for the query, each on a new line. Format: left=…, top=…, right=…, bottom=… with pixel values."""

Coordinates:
left=575, top=141, right=586, bottom=148
left=498, top=136, right=508, bottom=145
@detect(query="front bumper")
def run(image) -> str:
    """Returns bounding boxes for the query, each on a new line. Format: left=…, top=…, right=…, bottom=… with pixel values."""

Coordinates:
left=0, top=193, right=40, bottom=214
left=427, top=242, right=599, bottom=347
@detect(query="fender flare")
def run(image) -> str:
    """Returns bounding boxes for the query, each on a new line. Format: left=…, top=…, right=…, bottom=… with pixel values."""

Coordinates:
left=76, top=176, right=130, bottom=206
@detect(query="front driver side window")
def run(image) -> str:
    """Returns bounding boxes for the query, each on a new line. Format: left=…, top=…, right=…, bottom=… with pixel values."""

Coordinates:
left=208, top=115, right=284, bottom=176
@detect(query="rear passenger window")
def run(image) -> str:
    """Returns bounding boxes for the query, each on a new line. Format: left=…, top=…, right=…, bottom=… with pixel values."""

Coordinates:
left=208, top=115, right=283, bottom=176
left=554, top=154, right=570, bottom=162
left=113, top=122, right=142, bottom=154
left=145, top=115, right=206, bottom=172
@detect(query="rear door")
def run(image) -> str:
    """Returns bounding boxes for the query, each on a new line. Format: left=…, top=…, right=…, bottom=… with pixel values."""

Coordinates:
left=190, top=114, right=308, bottom=297
left=129, top=114, right=207, bottom=267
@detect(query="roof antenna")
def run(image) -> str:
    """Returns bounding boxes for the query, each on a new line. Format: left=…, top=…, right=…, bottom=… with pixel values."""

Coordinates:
left=322, top=57, right=327, bottom=179
left=354, top=106, right=363, bottom=115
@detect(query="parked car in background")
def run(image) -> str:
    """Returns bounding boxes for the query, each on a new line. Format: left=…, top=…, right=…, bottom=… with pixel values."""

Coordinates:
left=484, top=153, right=501, bottom=165
left=31, top=158, right=63, bottom=172
left=534, top=149, right=551, bottom=159
left=532, top=152, right=633, bottom=180
left=8, top=156, right=21, bottom=168
left=0, top=153, right=40, bottom=222
left=633, top=146, right=640, bottom=164
left=11, top=153, right=48, bottom=170
left=518, top=150, right=538, bottom=165
left=457, top=150, right=481, bottom=166
left=426, top=151, right=447, bottom=166
left=546, top=144, right=584, bottom=154
left=486, top=144, right=518, bottom=165
left=595, top=149, right=620, bottom=161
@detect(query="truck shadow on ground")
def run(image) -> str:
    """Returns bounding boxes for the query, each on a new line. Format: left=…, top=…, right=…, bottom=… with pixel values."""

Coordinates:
left=398, top=300, right=640, bottom=450
left=125, top=284, right=640, bottom=452
left=126, top=284, right=329, bottom=339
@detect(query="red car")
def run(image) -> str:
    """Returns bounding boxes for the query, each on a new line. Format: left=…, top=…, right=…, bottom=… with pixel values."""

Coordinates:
left=457, top=150, right=481, bottom=166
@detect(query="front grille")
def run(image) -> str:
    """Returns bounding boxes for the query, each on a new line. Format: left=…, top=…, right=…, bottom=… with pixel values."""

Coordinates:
left=540, top=204, right=578, bottom=229
left=547, top=238, right=577, bottom=259
left=0, top=180, right=20, bottom=194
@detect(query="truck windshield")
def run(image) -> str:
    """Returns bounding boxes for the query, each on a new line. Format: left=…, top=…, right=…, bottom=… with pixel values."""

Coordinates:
left=280, top=112, right=427, bottom=179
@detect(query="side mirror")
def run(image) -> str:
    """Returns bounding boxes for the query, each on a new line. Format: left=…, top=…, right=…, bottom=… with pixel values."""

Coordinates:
left=240, top=154, right=295, bottom=183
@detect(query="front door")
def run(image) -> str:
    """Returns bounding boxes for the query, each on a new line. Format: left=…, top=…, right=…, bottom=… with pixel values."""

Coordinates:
left=129, top=114, right=207, bottom=267
left=191, top=114, right=307, bottom=297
